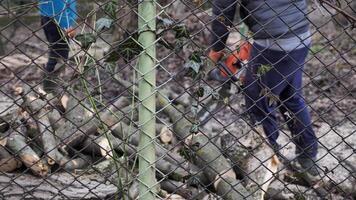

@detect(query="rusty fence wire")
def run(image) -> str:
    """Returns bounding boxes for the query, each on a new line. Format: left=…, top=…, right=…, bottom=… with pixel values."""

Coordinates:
left=0, top=0, right=355, bottom=199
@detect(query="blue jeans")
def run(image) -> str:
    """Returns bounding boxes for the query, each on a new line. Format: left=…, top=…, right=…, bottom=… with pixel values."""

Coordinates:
left=243, top=43, right=318, bottom=159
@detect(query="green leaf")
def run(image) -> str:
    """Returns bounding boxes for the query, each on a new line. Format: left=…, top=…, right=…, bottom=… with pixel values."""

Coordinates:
left=75, top=33, right=96, bottom=49
left=104, top=1, right=118, bottom=19
left=189, top=51, right=202, bottom=63
left=191, top=106, right=198, bottom=117
left=95, top=18, right=114, bottom=32
left=157, top=17, right=175, bottom=29
left=195, top=87, right=205, bottom=97
left=104, top=51, right=120, bottom=63
left=267, top=94, right=279, bottom=107
left=190, top=124, right=199, bottom=134
left=259, top=88, right=279, bottom=106
left=173, top=24, right=190, bottom=39
left=211, top=91, right=220, bottom=100
left=183, top=51, right=204, bottom=76
left=184, top=60, right=201, bottom=74
left=158, top=38, right=175, bottom=50
left=104, top=34, right=143, bottom=63
left=309, top=44, right=324, bottom=54
left=257, top=64, right=272, bottom=76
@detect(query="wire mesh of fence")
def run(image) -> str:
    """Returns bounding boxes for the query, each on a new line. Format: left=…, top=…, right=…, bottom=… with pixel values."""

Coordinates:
left=0, top=0, right=355, bottom=199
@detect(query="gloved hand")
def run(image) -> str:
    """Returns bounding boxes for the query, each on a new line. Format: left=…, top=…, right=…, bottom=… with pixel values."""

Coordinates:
left=208, top=49, right=225, bottom=63
left=208, top=49, right=228, bottom=82
left=65, top=27, right=76, bottom=38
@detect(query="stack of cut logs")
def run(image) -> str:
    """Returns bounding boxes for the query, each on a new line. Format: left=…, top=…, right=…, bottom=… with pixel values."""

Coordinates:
left=0, top=83, right=352, bottom=200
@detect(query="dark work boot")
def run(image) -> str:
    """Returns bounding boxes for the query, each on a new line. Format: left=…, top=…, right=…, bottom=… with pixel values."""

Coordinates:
left=296, top=157, right=319, bottom=176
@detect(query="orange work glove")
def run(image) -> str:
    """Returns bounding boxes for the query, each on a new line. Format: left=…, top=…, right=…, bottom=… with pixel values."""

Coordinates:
left=208, top=49, right=225, bottom=63
left=65, top=27, right=76, bottom=38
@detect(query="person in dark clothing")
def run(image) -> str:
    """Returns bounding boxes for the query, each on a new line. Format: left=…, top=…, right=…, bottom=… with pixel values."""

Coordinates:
left=208, top=0, right=319, bottom=178
left=39, top=0, right=77, bottom=93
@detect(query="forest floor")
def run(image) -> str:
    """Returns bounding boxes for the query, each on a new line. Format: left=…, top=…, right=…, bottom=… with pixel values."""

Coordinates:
left=0, top=5, right=355, bottom=200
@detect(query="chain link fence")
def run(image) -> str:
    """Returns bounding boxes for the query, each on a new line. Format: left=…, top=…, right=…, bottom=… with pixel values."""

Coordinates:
left=0, top=0, right=355, bottom=199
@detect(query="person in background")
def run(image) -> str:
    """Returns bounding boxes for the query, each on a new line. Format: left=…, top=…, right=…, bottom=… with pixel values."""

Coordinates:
left=208, top=0, right=320, bottom=179
left=39, top=0, right=77, bottom=94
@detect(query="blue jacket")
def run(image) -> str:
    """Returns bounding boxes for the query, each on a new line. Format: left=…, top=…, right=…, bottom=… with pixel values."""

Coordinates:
left=39, top=0, right=77, bottom=29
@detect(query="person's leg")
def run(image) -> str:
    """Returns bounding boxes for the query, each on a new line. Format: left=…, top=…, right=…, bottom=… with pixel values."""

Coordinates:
left=41, top=16, right=69, bottom=72
left=41, top=16, right=69, bottom=94
left=277, top=48, right=318, bottom=157
left=244, top=44, right=291, bottom=149
left=278, top=48, right=319, bottom=175
left=280, top=90, right=318, bottom=159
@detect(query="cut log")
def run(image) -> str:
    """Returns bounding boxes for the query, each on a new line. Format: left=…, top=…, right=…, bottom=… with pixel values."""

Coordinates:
left=56, top=90, right=93, bottom=154
left=21, top=90, right=67, bottom=166
left=6, top=124, right=49, bottom=177
left=159, top=126, right=174, bottom=144
left=82, top=131, right=191, bottom=182
left=221, top=126, right=280, bottom=200
left=81, top=131, right=136, bottom=159
left=0, top=145, right=22, bottom=172
left=62, top=153, right=92, bottom=171
left=160, top=179, right=208, bottom=200
left=58, top=94, right=131, bottom=154
left=244, top=137, right=280, bottom=200
left=111, top=121, right=187, bottom=167
left=157, top=94, right=252, bottom=200
left=128, top=181, right=139, bottom=200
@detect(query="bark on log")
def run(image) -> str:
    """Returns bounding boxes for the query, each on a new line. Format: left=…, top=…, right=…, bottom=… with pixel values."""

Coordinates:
left=56, top=91, right=93, bottom=154
left=0, top=172, right=118, bottom=199
left=221, top=126, right=280, bottom=200
left=62, top=153, right=92, bottom=171
left=6, top=124, right=49, bottom=177
left=21, top=91, right=67, bottom=166
left=157, top=94, right=252, bottom=200
left=58, top=94, right=130, bottom=154
left=220, top=133, right=250, bottom=179
left=81, top=131, right=136, bottom=159
left=0, top=145, right=22, bottom=172
left=111, top=121, right=184, bottom=166
left=244, top=136, right=280, bottom=200
left=83, top=130, right=190, bottom=182
left=160, top=179, right=208, bottom=200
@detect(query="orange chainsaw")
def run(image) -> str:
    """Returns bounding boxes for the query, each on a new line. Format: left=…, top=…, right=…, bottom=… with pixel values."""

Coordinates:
left=209, top=41, right=251, bottom=83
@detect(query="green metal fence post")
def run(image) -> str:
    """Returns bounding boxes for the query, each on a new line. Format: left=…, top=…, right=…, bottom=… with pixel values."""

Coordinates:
left=137, top=0, right=157, bottom=199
